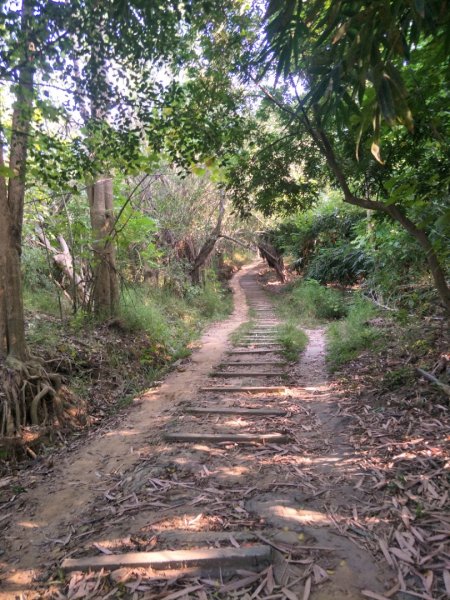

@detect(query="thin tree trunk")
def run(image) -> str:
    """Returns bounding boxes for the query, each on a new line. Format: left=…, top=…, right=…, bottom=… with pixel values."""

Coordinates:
left=258, top=240, right=286, bottom=283
left=0, top=0, right=34, bottom=360
left=190, top=193, right=226, bottom=285
left=37, top=229, right=88, bottom=307
left=88, top=176, right=118, bottom=316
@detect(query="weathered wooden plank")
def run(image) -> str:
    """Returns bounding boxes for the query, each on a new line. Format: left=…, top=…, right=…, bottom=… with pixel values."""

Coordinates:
left=227, top=349, right=281, bottom=354
left=62, top=545, right=272, bottom=573
left=220, top=361, right=288, bottom=366
left=240, top=341, right=281, bottom=344
left=239, top=343, right=281, bottom=347
left=242, top=339, right=278, bottom=342
left=242, top=339, right=277, bottom=341
left=200, top=385, right=287, bottom=393
left=245, top=331, right=277, bottom=334
left=164, top=432, right=289, bottom=443
left=242, top=335, right=277, bottom=338
left=210, top=371, right=286, bottom=377
left=185, top=407, right=287, bottom=416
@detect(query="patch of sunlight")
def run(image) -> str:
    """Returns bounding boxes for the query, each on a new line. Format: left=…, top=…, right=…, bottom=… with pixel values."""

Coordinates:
left=271, top=504, right=329, bottom=525
left=2, top=568, right=34, bottom=588
left=300, top=385, right=331, bottom=392
left=17, top=521, right=42, bottom=528
left=224, top=418, right=252, bottom=427
left=299, top=456, right=343, bottom=465
left=105, top=429, right=138, bottom=437
left=214, top=465, right=250, bottom=477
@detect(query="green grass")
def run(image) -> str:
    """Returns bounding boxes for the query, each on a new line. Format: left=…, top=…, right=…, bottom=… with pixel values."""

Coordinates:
left=274, top=279, right=348, bottom=325
left=276, top=322, right=308, bottom=362
left=120, top=278, right=233, bottom=360
left=23, top=287, right=68, bottom=317
left=247, top=306, right=257, bottom=320
left=230, top=320, right=256, bottom=345
left=327, top=297, right=381, bottom=370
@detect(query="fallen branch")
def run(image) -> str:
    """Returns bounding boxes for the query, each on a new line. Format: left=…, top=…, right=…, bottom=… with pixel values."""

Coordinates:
left=416, top=367, right=450, bottom=397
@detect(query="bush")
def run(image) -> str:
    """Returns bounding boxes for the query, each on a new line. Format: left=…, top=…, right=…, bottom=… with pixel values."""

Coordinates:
left=283, top=279, right=348, bottom=322
left=276, top=322, right=308, bottom=361
left=327, top=297, right=380, bottom=370
left=119, top=277, right=232, bottom=361
left=306, top=244, right=373, bottom=285
left=271, top=195, right=368, bottom=285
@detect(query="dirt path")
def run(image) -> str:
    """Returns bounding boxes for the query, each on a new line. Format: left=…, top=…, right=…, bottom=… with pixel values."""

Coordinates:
left=0, top=264, right=392, bottom=599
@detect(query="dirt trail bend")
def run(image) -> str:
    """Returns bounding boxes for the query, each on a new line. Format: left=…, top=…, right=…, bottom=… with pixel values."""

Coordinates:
left=0, top=264, right=391, bottom=599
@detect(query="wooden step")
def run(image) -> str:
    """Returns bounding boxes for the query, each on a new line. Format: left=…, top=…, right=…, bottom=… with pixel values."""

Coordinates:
left=227, top=349, right=281, bottom=354
left=239, top=343, right=281, bottom=347
left=210, top=371, right=286, bottom=377
left=244, top=333, right=277, bottom=336
left=242, top=339, right=277, bottom=342
left=242, top=337, right=277, bottom=341
left=220, top=361, right=288, bottom=366
left=164, top=432, right=289, bottom=443
left=200, top=385, right=287, bottom=393
left=185, top=407, right=288, bottom=416
left=248, top=337, right=277, bottom=339
left=62, top=545, right=272, bottom=573
left=240, top=341, right=281, bottom=345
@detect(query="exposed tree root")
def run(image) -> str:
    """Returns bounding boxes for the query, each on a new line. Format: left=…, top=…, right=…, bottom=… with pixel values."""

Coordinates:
left=0, top=356, right=82, bottom=442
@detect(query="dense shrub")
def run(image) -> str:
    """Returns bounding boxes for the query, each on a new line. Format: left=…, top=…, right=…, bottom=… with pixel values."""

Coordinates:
left=327, top=297, right=380, bottom=370
left=270, top=196, right=370, bottom=286
left=306, top=244, right=373, bottom=285
left=119, top=276, right=232, bottom=360
left=278, top=279, right=348, bottom=322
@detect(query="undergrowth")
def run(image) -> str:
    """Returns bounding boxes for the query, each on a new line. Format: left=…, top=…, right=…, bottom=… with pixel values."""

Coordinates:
left=120, top=279, right=232, bottom=361
left=276, top=322, right=308, bottom=361
left=327, top=297, right=380, bottom=370
left=275, top=279, right=348, bottom=324
left=272, top=276, right=381, bottom=369
left=23, top=278, right=233, bottom=426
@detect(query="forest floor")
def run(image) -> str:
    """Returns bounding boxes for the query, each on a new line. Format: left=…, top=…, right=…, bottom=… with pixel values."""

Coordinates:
left=0, top=263, right=448, bottom=600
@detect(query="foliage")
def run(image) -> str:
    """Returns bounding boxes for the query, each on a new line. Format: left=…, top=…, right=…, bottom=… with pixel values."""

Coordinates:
left=306, top=244, right=372, bottom=286
left=276, top=322, right=308, bottom=362
left=327, top=297, right=380, bottom=370
left=270, top=196, right=373, bottom=285
left=355, top=218, right=432, bottom=302
left=224, top=0, right=450, bottom=311
left=260, top=0, right=449, bottom=148
left=277, top=279, right=349, bottom=323
left=118, top=277, right=232, bottom=361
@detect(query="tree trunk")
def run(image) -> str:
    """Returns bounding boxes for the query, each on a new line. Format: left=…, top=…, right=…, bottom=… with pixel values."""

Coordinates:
left=0, top=0, right=34, bottom=361
left=0, top=172, right=27, bottom=361
left=37, top=229, right=88, bottom=308
left=88, top=176, right=118, bottom=317
left=257, top=240, right=286, bottom=283
left=190, top=193, right=226, bottom=285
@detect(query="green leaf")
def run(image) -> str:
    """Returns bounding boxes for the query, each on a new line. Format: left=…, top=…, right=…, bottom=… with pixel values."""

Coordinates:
left=0, top=165, right=17, bottom=178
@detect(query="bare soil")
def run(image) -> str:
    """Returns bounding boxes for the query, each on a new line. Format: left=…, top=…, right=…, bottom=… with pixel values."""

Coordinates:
left=0, top=263, right=448, bottom=600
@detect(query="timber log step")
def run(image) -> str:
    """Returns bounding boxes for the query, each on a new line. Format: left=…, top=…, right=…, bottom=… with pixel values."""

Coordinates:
left=200, top=385, right=288, bottom=393
left=185, top=407, right=288, bottom=416
left=62, top=545, right=272, bottom=573
left=209, top=371, right=287, bottom=377
left=164, top=432, right=289, bottom=443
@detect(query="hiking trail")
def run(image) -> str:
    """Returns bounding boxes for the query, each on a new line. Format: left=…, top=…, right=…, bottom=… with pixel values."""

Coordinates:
left=0, top=263, right=392, bottom=599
